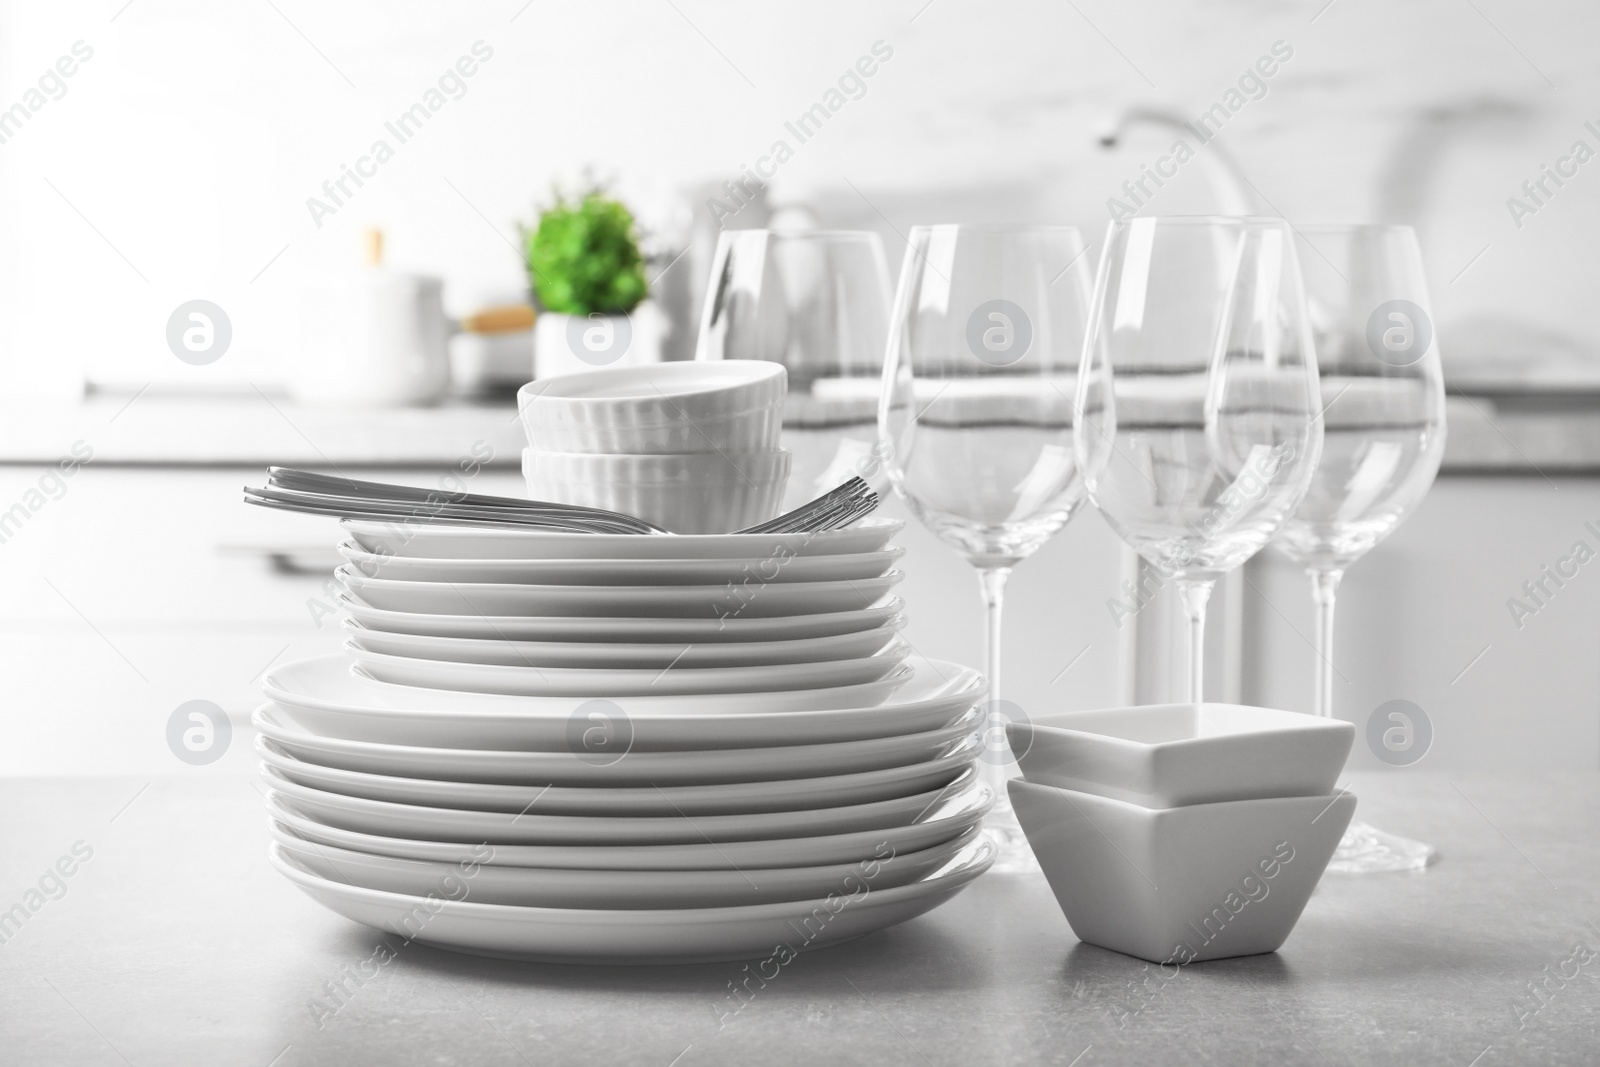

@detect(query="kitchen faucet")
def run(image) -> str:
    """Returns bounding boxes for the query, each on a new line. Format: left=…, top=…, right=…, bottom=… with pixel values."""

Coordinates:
left=1096, top=105, right=1259, bottom=216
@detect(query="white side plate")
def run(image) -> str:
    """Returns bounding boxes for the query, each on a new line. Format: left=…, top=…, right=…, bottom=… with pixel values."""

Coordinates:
left=342, top=516, right=904, bottom=561
left=260, top=654, right=983, bottom=750
left=253, top=703, right=980, bottom=785
left=265, top=784, right=993, bottom=870
left=342, top=617, right=903, bottom=668
left=255, top=731, right=978, bottom=812
left=346, top=641, right=911, bottom=697
left=269, top=820, right=980, bottom=908
left=337, top=593, right=905, bottom=643
left=262, top=765, right=977, bottom=846
left=337, top=542, right=904, bottom=586
left=339, top=567, right=903, bottom=619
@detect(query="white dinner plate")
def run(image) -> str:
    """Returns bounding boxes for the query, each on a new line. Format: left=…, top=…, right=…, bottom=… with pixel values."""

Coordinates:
left=254, top=704, right=979, bottom=786
left=270, top=834, right=993, bottom=964
left=343, top=516, right=904, bottom=561
left=255, top=731, right=978, bottom=813
left=339, top=566, right=903, bottom=619
left=337, top=542, right=904, bottom=586
left=260, top=656, right=983, bottom=752
left=346, top=641, right=912, bottom=697
left=262, top=766, right=977, bottom=845
left=337, top=592, right=905, bottom=643
left=266, top=784, right=992, bottom=870
left=342, top=618, right=904, bottom=669
left=269, top=820, right=980, bottom=909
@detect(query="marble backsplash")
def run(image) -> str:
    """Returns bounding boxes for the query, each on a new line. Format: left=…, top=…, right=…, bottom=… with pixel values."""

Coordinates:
left=0, top=0, right=1595, bottom=394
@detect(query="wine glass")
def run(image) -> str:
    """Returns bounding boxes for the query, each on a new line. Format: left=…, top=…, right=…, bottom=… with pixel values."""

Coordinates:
left=1075, top=217, right=1323, bottom=703
left=879, top=225, right=1094, bottom=871
left=1274, top=223, right=1446, bottom=873
left=696, top=229, right=893, bottom=510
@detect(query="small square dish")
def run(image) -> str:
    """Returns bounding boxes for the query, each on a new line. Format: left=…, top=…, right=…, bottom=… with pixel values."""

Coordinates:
left=1008, top=703, right=1354, bottom=809
left=1009, top=779, right=1356, bottom=964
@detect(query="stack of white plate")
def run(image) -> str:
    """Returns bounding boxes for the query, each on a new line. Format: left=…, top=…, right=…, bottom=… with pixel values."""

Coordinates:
left=259, top=516, right=994, bottom=964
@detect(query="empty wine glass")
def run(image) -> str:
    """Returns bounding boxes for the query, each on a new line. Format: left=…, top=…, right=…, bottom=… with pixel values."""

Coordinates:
left=879, top=224, right=1094, bottom=871
left=696, top=229, right=893, bottom=510
left=1076, top=217, right=1323, bottom=703
left=1274, top=223, right=1446, bottom=873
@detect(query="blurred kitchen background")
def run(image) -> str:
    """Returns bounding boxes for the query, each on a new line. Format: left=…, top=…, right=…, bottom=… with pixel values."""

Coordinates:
left=1, top=0, right=1598, bottom=778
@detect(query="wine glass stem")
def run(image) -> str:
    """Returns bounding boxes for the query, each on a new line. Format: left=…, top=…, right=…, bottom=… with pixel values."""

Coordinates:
left=977, top=565, right=1012, bottom=705
left=1175, top=578, right=1215, bottom=704
left=1309, top=567, right=1344, bottom=718
left=976, top=564, right=1013, bottom=804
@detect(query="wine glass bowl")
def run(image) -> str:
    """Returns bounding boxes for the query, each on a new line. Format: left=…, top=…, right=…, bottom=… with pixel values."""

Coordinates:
left=1272, top=225, right=1446, bottom=574
left=880, top=226, right=1093, bottom=566
left=696, top=229, right=893, bottom=511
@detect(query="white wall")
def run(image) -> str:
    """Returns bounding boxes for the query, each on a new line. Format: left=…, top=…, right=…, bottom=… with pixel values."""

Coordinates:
left=2, top=0, right=1599, bottom=394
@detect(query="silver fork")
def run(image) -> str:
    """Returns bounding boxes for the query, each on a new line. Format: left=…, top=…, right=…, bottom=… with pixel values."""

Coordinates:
left=245, top=468, right=878, bottom=536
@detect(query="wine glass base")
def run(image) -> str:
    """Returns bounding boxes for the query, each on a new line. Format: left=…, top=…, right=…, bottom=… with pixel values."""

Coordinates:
left=982, top=802, right=1040, bottom=874
left=1326, top=819, right=1437, bottom=874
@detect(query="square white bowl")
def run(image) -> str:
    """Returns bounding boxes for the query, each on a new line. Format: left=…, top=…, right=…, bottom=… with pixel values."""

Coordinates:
left=1009, top=779, right=1356, bottom=964
left=1007, top=703, right=1353, bottom=809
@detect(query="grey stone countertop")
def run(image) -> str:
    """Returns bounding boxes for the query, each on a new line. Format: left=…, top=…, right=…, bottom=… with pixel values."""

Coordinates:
left=8, top=390, right=1600, bottom=474
left=0, top=768, right=1596, bottom=1065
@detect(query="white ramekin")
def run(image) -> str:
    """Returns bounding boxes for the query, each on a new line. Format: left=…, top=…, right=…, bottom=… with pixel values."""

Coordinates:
left=518, top=361, right=785, bottom=454
left=522, top=448, right=791, bottom=534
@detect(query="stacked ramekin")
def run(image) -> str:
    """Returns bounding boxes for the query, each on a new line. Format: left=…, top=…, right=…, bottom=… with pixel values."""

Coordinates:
left=1005, top=703, right=1357, bottom=964
left=516, top=361, right=789, bottom=534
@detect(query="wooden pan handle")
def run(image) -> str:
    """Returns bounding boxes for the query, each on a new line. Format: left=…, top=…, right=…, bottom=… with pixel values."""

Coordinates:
left=460, top=304, right=535, bottom=335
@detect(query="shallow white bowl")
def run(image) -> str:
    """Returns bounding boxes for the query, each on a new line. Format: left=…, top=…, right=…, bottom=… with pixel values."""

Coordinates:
left=518, top=360, right=785, bottom=455
left=1009, top=780, right=1356, bottom=964
left=1008, top=703, right=1354, bottom=809
left=341, top=516, right=903, bottom=561
left=523, top=447, right=789, bottom=535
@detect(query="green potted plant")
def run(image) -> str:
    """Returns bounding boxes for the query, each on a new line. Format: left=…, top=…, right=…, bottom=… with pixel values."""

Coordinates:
left=524, top=187, right=657, bottom=378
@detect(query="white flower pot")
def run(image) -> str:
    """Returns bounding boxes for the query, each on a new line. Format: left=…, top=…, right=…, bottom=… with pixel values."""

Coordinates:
left=533, top=302, right=664, bottom=380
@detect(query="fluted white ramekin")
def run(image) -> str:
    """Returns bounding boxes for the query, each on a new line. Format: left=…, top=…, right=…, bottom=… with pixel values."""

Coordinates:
left=522, top=448, right=790, bottom=534
left=518, top=361, right=785, bottom=455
